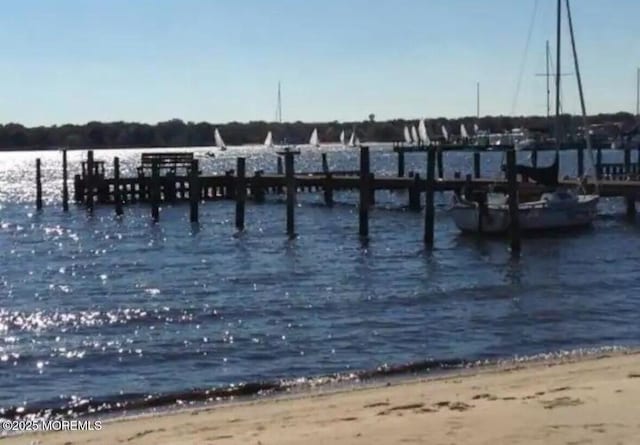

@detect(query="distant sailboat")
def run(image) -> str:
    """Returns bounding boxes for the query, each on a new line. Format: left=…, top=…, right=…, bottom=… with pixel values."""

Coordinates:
left=441, top=125, right=449, bottom=143
left=473, top=123, right=480, bottom=134
left=309, top=128, right=320, bottom=147
left=264, top=131, right=273, bottom=148
left=403, top=126, right=412, bottom=143
left=460, top=124, right=470, bottom=139
left=410, top=126, right=419, bottom=144
left=418, top=119, right=431, bottom=145
left=340, top=130, right=346, bottom=146
left=348, top=131, right=356, bottom=147
left=214, top=128, right=226, bottom=151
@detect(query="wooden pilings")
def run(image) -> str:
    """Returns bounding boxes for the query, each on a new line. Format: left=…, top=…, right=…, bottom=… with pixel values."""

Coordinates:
left=424, top=149, right=436, bottom=246
left=251, top=170, right=266, bottom=203
left=359, top=146, right=370, bottom=238
left=408, top=173, right=421, bottom=211
left=151, top=159, right=160, bottom=222
left=61, top=150, right=69, bottom=212
left=625, top=195, right=636, bottom=219
left=397, top=149, right=405, bottom=177
left=189, top=159, right=199, bottom=223
left=86, top=150, right=94, bottom=214
left=473, top=151, right=481, bottom=178
left=321, top=153, right=329, bottom=174
left=624, top=147, right=631, bottom=178
left=235, top=157, right=246, bottom=231
left=596, top=146, right=603, bottom=179
left=35, top=158, right=43, bottom=210
left=436, top=148, right=444, bottom=179
left=577, top=146, right=584, bottom=177
left=283, top=150, right=298, bottom=237
left=323, top=172, right=334, bottom=207
left=506, top=149, right=521, bottom=254
left=276, top=156, right=283, bottom=175
left=114, top=157, right=123, bottom=216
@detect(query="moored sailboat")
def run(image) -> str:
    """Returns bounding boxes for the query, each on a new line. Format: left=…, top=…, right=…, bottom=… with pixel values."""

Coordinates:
left=449, top=0, right=599, bottom=234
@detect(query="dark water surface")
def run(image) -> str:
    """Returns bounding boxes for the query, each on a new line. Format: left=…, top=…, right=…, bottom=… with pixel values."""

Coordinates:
left=1, top=146, right=639, bottom=418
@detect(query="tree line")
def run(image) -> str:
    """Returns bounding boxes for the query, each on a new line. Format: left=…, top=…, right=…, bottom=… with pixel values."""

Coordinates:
left=0, top=112, right=636, bottom=150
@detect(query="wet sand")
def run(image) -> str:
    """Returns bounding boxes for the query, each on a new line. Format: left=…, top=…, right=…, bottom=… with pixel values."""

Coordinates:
left=5, top=351, right=640, bottom=445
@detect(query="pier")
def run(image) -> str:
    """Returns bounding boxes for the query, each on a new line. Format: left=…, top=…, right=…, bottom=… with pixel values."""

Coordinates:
left=34, top=144, right=640, bottom=255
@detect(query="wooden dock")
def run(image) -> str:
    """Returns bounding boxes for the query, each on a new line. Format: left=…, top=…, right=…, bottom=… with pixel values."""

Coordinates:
left=32, top=146, right=640, bottom=256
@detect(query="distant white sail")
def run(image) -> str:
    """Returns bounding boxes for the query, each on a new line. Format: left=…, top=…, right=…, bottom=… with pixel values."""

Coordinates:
left=348, top=131, right=356, bottom=147
left=473, top=123, right=480, bottom=134
left=355, top=137, right=361, bottom=146
left=441, top=125, right=449, bottom=142
left=460, top=124, right=469, bottom=139
left=418, top=119, right=431, bottom=144
left=309, top=128, right=320, bottom=147
left=264, top=131, right=273, bottom=148
left=403, top=126, right=412, bottom=143
left=340, top=130, right=345, bottom=145
left=411, top=126, right=419, bottom=144
left=214, top=128, right=226, bottom=150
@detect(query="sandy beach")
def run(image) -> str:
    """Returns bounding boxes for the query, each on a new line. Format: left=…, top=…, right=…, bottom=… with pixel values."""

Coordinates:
left=4, top=351, right=640, bottom=445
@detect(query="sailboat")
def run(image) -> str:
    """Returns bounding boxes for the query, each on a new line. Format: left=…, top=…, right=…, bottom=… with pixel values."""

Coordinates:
left=441, top=125, right=449, bottom=143
left=348, top=131, right=356, bottom=147
left=460, top=124, right=469, bottom=140
left=403, top=126, right=412, bottom=144
left=214, top=128, right=226, bottom=151
left=449, top=0, right=599, bottom=234
left=264, top=131, right=273, bottom=148
left=410, top=126, right=419, bottom=145
left=418, top=119, right=431, bottom=145
left=340, top=130, right=346, bottom=146
left=309, top=128, right=320, bottom=147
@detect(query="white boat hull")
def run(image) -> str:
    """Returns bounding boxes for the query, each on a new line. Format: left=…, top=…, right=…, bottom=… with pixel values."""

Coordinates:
left=449, top=192, right=599, bottom=234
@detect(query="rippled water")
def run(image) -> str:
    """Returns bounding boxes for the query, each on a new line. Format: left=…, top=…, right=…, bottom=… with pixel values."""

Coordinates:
left=1, top=146, right=639, bottom=416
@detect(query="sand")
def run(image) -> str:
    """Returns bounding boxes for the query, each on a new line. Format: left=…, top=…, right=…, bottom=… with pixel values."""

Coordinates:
left=4, top=351, right=640, bottom=445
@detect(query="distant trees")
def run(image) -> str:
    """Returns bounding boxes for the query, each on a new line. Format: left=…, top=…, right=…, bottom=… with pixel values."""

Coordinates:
left=0, top=112, right=635, bottom=150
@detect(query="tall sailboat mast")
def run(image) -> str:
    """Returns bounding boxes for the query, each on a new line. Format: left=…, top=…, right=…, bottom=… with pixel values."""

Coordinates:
left=476, top=82, right=480, bottom=118
left=546, top=40, right=551, bottom=119
left=554, top=0, right=562, bottom=152
left=566, top=0, right=596, bottom=189
left=636, top=68, right=640, bottom=121
left=276, top=82, right=282, bottom=123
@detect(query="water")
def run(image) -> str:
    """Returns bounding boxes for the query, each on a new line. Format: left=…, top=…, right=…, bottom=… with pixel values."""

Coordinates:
left=1, top=146, right=640, bottom=418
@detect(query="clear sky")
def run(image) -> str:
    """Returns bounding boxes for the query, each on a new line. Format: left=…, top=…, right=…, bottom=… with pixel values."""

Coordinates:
left=0, top=0, right=638, bottom=126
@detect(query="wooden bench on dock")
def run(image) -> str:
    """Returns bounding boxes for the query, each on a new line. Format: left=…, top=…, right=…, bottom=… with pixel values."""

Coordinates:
left=137, top=152, right=195, bottom=176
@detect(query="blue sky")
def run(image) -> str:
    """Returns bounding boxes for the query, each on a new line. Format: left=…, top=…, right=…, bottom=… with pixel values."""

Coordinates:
left=0, top=0, right=638, bottom=126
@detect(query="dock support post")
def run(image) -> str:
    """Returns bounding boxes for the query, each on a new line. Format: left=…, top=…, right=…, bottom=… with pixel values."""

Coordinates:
left=86, top=150, right=94, bottom=214
left=277, top=156, right=283, bottom=175
left=114, top=157, right=123, bottom=216
left=359, top=146, right=370, bottom=239
left=531, top=148, right=538, bottom=168
left=251, top=170, right=266, bottom=203
left=35, top=158, right=43, bottom=210
left=624, top=146, right=631, bottom=179
left=577, top=145, right=584, bottom=177
left=397, top=149, right=405, bottom=177
left=61, top=150, right=69, bottom=211
left=473, top=151, right=481, bottom=178
left=323, top=172, right=334, bottom=207
left=424, top=148, right=436, bottom=246
left=236, top=158, right=246, bottom=231
left=626, top=195, right=636, bottom=219
left=408, top=173, right=421, bottom=211
left=151, top=159, right=160, bottom=222
left=436, top=148, right=444, bottom=179
left=189, top=160, right=199, bottom=223
left=596, top=146, right=603, bottom=179
left=506, top=149, right=521, bottom=255
left=284, top=150, right=297, bottom=238
left=321, top=153, right=329, bottom=174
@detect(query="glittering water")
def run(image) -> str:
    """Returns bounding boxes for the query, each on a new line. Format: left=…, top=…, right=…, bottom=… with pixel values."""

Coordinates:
left=1, top=146, right=640, bottom=415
